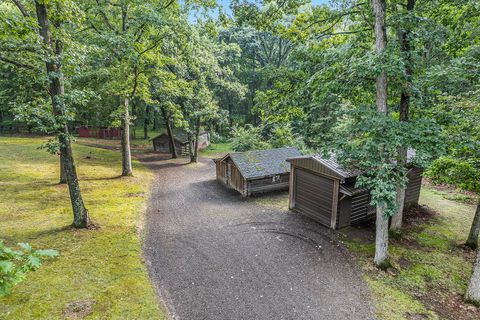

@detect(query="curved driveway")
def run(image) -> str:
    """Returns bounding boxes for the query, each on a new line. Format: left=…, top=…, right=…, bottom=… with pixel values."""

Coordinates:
left=140, top=154, right=374, bottom=320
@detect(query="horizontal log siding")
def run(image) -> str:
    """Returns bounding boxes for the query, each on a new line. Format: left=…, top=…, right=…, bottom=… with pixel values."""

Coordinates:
left=405, top=168, right=423, bottom=206
left=350, top=191, right=375, bottom=224
left=247, top=174, right=290, bottom=195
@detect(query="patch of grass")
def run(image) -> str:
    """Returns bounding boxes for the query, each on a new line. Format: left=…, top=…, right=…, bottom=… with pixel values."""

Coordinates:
left=254, top=192, right=289, bottom=211
left=345, top=187, right=479, bottom=320
left=200, top=142, right=232, bottom=158
left=0, top=136, right=165, bottom=319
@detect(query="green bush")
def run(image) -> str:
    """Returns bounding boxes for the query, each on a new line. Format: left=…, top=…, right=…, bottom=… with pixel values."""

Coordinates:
left=230, top=125, right=271, bottom=152
left=425, top=156, right=480, bottom=192
left=0, top=241, right=58, bottom=296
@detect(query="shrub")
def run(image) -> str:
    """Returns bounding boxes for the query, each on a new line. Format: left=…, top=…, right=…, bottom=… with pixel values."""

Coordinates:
left=230, top=125, right=271, bottom=152
left=0, top=241, right=58, bottom=296
left=425, top=156, right=480, bottom=192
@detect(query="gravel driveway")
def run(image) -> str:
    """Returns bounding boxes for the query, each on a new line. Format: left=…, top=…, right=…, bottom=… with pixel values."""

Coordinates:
left=140, top=154, right=374, bottom=320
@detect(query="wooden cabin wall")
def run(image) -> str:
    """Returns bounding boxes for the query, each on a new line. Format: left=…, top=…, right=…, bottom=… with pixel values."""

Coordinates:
left=229, top=161, right=246, bottom=195
left=247, top=174, right=289, bottom=195
left=215, top=160, right=228, bottom=184
left=349, top=191, right=375, bottom=225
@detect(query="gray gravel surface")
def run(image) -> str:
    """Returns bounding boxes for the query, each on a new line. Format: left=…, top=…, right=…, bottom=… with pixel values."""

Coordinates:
left=140, top=154, right=375, bottom=320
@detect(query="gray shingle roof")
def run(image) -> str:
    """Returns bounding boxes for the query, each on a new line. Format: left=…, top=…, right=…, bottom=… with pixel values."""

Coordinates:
left=228, top=148, right=301, bottom=179
left=311, top=148, right=417, bottom=179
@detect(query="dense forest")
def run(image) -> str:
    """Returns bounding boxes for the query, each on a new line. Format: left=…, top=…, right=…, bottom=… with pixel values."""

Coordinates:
left=1, top=0, right=480, bottom=308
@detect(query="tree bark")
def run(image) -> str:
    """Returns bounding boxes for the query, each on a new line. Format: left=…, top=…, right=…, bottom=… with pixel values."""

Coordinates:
left=161, top=107, right=177, bottom=158
left=466, top=247, right=480, bottom=305
left=188, top=132, right=195, bottom=163
left=121, top=97, right=133, bottom=176
left=143, top=104, right=149, bottom=139
left=153, top=109, right=158, bottom=130
left=193, top=119, right=200, bottom=163
left=391, top=0, right=415, bottom=232
left=35, top=0, right=89, bottom=228
left=59, top=153, right=67, bottom=184
left=466, top=203, right=480, bottom=250
left=373, top=0, right=389, bottom=268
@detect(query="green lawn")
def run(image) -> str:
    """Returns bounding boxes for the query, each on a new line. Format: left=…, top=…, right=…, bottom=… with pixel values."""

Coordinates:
left=0, top=137, right=165, bottom=319
left=200, top=142, right=232, bottom=158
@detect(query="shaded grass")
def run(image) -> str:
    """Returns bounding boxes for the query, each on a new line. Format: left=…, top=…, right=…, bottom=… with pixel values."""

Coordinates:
left=0, top=137, right=165, bottom=319
left=200, top=142, right=232, bottom=158
left=343, top=188, right=479, bottom=320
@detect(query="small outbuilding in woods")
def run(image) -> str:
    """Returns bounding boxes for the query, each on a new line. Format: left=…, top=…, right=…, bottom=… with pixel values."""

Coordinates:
left=287, top=152, right=423, bottom=229
left=214, top=148, right=301, bottom=196
left=152, top=130, right=210, bottom=155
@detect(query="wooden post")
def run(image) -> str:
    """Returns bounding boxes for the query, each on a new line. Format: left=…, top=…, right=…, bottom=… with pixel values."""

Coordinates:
left=330, top=179, right=340, bottom=229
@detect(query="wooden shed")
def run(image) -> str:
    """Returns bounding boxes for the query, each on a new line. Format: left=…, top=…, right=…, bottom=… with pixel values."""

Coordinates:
left=287, top=153, right=423, bottom=229
left=152, top=130, right=210, bottom=155
left=214, top=148, right=301, bottom=196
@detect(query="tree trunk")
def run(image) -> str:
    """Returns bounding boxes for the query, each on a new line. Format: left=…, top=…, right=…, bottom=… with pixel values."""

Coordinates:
left=466, top=247, right=480, bottom=305
left=35, top=0, right=90, bottom=228
left=373, top=0, right=389, bottom=268
left=153, top=109, right=158, bottom=130
left=391, top=0, right=415, bottom=232
left=161, top=107, right=177, bottom=158
left=188, top=132, right=195, bottom=163
left=143, top=104, right=149, bottom=139
left=466, top=203, right=480, bottom=250
left=59, top=153, right=67, bottom=184
left=121, top=97, right=133, bottom=176
left=193, top=119, right=200, bottom=163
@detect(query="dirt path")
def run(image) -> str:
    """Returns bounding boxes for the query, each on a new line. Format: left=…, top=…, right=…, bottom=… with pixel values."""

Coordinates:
left=140, top=154, right=374, bottom=320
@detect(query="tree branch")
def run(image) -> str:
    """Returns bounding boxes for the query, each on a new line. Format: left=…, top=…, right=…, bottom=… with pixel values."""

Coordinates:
left=0, top=55, right=37, bottom=70
left=11, top=0, right=29, bottom=17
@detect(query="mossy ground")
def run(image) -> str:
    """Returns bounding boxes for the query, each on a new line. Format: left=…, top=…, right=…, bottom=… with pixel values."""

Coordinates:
left=341, top=187, right=479, bottom=320
left=0, top=136, right=166, bottom=320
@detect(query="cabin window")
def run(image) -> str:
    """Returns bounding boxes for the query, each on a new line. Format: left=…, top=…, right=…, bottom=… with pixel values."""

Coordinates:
left=272, top=175, right=280, bottom=183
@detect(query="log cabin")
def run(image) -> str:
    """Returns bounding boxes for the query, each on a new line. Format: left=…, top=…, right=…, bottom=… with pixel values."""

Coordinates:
left=214, top=148, right=301, bottom=196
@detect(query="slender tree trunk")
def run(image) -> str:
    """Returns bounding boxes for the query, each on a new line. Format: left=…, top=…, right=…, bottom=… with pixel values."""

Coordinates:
left=466, top=203, right=480, bottom=250
left=143, top=104, right=149, bottom=139
left=373, top=0, right=389, bottom=268
left=466, top=247, right=480, bottom=305
left=35, top=0, right=89, bottom=228
left=59, top=153, right=67, bottom=184
left=193, top=119, right=200, bottom=163
left=121, top=97, right=133, bottom=176
left=153, top=109, right=158, bottom=130
left=188, top=132, right=195, bottom=163
left=391, top=0, right=415, bottom=232
left=35, top=0, right=90, bottom=228
left=161, top=107, right=177, bottom=158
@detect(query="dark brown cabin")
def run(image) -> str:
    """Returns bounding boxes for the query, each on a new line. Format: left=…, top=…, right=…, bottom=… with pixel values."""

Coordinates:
left=214, top=148, right=301, bottom=196
left=152, top=130, right=210, bottom=156
left=287, top=154, right=423, bottom=229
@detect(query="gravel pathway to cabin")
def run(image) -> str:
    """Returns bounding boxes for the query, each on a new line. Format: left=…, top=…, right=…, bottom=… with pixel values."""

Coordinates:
left=140, top=153, right=375, bottom=320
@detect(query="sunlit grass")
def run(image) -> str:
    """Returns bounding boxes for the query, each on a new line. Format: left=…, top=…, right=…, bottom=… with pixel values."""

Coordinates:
left=0, top=136, right=165, bottom=319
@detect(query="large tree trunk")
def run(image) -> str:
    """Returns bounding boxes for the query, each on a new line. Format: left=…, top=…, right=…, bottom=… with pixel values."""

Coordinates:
left=466, top=247, right=480, bottom=305
left=466, top=203, right=480, bottom=250
left=153, top=109, right=158, bottom=130
left=373, top=0, right=389, bottom=268
left=35, top=0, right=90, bottom=228
left=391, top=0, right=415, bottom=232
left=121, top=97, right=133, bottom=176
left=161, top=107, right=177, bottom=158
